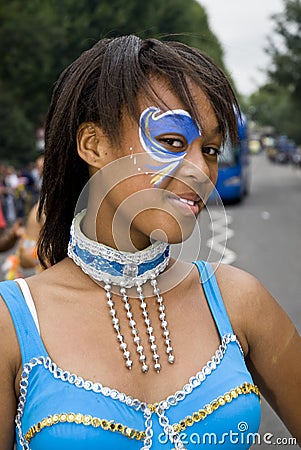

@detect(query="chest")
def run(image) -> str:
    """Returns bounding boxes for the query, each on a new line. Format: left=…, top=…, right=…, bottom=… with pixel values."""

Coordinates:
left=29, top=281, right=222, bottom=402
left=17, top=338, right=261, bottom=450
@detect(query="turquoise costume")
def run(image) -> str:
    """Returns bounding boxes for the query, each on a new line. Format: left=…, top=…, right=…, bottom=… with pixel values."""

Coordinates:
left=0, top=261, right=261, bottom=449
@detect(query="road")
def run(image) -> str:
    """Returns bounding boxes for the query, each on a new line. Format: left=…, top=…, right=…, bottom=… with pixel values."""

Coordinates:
left=228, top=154, right=301, bottom=448
left=1, top=152, right=300, bottom=447
left=226, top=153, right=301, bottom=335
left=209, top=153, right=300, bottom=448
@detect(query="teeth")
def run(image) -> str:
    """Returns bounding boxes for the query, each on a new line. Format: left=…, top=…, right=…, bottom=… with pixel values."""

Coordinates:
left=179, top=197, right=195, bottom=206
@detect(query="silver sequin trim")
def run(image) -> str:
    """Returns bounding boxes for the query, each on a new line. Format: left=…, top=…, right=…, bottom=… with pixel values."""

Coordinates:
left=15, top=334, right=241, bottom=449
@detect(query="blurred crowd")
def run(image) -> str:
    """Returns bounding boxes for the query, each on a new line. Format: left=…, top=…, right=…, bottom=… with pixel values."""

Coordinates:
left=0, top=155, right=43, bottom=226
left=0, top=155, right=44, bottom=279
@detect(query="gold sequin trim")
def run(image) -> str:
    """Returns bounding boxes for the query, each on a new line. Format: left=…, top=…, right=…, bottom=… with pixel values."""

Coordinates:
left=173, top=382, right=260, bottom=433
left=24, top=412, right=145, bottom=443
left=148, top=402, right=159, bottom=413
left=24, top=382, right=259, bottom=443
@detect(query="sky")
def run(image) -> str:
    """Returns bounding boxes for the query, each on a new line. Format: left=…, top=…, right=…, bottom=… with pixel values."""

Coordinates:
left=197, top=0, right=284, bottom=96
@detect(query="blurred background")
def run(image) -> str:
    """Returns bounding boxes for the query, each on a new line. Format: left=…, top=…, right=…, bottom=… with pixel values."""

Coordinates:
left=0, top=0, right=300, bottom=447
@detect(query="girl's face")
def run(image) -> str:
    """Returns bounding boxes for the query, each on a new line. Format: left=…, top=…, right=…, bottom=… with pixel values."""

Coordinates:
left=91, top=78, right=222, bottom=251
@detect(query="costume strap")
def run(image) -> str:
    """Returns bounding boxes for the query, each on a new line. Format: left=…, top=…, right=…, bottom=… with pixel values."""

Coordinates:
left=193, top=261, right=234, bottom=337
left=0, top=280, right=47, bottom=363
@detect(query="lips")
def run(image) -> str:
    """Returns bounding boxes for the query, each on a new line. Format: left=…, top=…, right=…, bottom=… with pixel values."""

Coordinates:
left=166, top=192, right=202, bottom=215
left=179, top=197, right=196, bottom=206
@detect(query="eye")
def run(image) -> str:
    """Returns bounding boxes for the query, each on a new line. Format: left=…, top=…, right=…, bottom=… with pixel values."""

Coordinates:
left=202, top=146, right=221, bottom=157
left=156, top=135, right=187, bottom=152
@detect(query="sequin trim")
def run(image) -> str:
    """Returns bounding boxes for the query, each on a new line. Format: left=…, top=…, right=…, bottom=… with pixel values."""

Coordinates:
left=15, top=334, right=242, bottom=449
left=23, top=383, right=259, bottom=446
left=172, top=382, right=260, bottom=433
left=69, top=210, right=169, bottom=264
left=68, top=209, right=171, bottom=288
left=147, top=333, right=243, bottom=414
left=24, top=412, right=145, bottom=443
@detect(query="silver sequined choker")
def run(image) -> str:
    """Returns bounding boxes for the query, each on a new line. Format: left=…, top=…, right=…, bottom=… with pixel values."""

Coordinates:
left=68, top=210, right=174, bottom=373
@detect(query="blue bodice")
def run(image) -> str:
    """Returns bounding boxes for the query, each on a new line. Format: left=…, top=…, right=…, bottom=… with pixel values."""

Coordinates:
left=0, top=261, right=261, bottom=449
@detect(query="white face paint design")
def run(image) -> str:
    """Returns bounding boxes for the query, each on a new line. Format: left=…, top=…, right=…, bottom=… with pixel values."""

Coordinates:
left=139, top=107, right=202, bottom=186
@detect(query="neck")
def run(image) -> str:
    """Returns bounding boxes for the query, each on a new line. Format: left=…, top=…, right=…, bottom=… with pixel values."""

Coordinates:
left=82, top=207, right=151, bottom=252
left=68, top=210, right=170, bottom=288
left=67, top=210, right=183, bottom=374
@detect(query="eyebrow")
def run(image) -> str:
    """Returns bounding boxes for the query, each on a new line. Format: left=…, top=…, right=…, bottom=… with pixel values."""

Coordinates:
left=205, top=125, right=222, bottom=138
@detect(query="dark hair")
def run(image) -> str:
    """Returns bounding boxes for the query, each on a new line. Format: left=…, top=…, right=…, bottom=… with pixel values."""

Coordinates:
left=38, top=34, right=239, bottom=268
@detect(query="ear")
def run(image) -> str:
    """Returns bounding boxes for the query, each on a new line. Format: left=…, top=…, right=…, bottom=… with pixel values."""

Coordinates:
left=76, top=122, right=109, bottom=169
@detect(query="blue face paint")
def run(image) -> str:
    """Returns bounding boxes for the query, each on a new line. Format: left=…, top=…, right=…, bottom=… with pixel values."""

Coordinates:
left=139, top=107, right=202, bottom=186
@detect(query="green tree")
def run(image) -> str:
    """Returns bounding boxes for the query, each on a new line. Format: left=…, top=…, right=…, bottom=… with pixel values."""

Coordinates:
left=247, top=0, right=301, bottom=144
left=248, top=83, right=301, bottom=143
left=267, top=0, right=301, bottom=100
left=0, top=81, right=35, bottom=165
left=0, top=0, right=228, bottom=164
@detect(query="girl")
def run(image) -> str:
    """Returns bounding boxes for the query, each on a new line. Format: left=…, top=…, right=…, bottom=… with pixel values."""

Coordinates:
left=0, top=35, right=300, bottom=450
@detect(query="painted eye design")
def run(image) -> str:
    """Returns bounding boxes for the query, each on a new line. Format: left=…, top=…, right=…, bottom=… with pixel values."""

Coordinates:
left=139, top=107, right=202, bottom=186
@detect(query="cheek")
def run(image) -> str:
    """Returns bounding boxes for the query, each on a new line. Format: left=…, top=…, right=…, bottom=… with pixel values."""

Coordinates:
left=105, top=175, right=158, bottom=218
left=209, top=161, right=219, bottom=185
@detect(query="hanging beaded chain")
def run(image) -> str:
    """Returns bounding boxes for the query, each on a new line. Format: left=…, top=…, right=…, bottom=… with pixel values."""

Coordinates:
left=151, top=278, right=175, bottom=364
left=104, top=283, right=133, bottom=370
left=68, top=209, right=175, bottom=373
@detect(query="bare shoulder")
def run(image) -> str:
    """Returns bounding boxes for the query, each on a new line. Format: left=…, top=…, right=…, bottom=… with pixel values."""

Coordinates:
left=212, top=263, right=299, bottom=356
left=212, top=262, right=273, bottom=325
left=213, top=262, right=268, bottom=310
left=25, top=257, right=97, bottom=305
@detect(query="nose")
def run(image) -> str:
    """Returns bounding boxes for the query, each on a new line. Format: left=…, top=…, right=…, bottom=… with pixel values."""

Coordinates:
left=180, top=139, right=211, bottom=182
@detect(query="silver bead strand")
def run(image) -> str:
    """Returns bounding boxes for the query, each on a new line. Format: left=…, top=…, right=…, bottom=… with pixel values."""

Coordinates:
left=104, top=283, right=133, bottom=370
left=120, top=287, right=149, bottom=373
left=136, top=283, right=161, bottom=373
left=151, top=278, right=175, bottom=365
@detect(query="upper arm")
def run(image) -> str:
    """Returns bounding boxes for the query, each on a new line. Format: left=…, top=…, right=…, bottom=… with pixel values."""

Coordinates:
left=244, top=281, right=301, bottom=443
left=0, top=296, right=20, bottom=449
left=215, top=264, right=301, bottom=444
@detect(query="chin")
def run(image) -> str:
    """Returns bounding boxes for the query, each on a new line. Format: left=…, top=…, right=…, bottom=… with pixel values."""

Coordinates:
left=146, top=220, right=196, bottom=245
left=130, top=209, right=198, bottom=248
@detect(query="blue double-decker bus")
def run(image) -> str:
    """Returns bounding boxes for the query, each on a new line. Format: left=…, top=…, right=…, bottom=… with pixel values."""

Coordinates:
left=215, top=112, right=250, bottom=203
